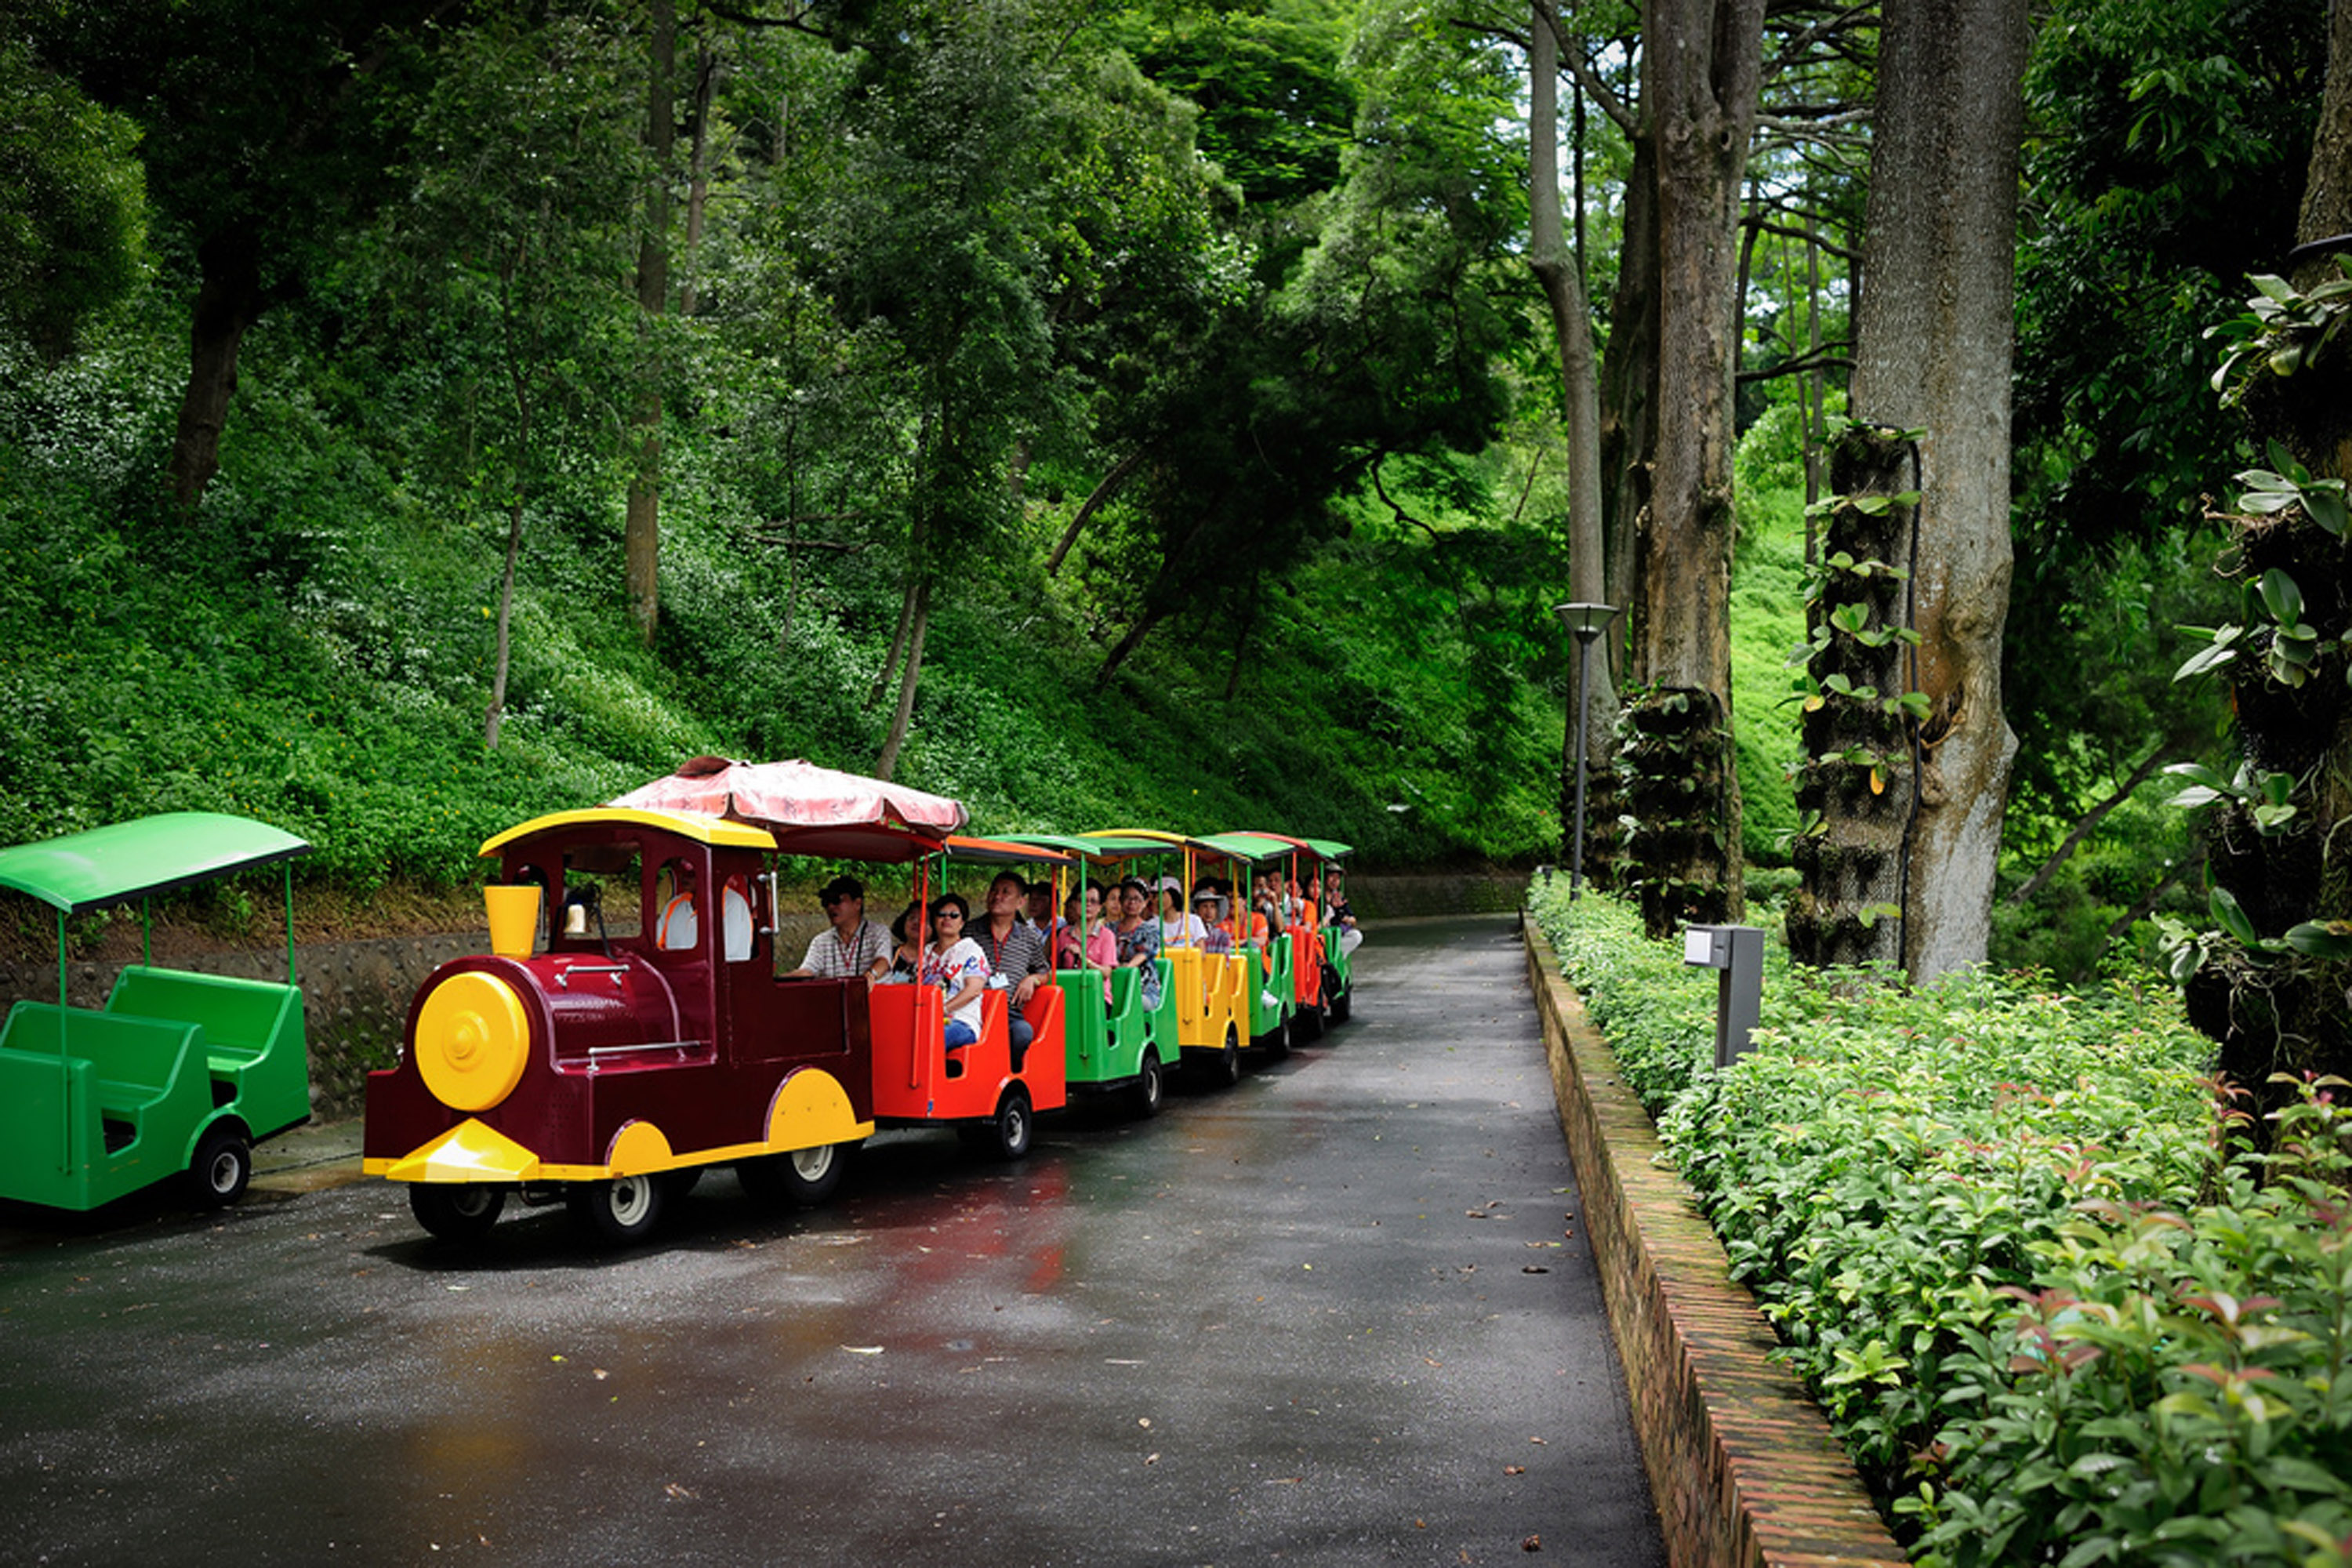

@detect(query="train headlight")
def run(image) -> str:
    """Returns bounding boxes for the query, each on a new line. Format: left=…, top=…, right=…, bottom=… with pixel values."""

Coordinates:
left=415, top=971, right=530, bottom=1112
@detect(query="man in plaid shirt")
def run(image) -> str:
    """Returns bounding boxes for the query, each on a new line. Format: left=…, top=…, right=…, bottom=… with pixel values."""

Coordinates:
left=785, top=876, right=893, bottom=982
left=975, top=869, right=1053, bottom=1064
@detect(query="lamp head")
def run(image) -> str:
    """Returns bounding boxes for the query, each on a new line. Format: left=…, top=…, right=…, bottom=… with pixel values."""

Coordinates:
left=1554, top=601, right=1620, bottom=641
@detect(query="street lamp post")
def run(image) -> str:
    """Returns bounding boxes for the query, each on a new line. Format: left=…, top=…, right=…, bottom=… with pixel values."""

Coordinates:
left=1554, top=601, right=1620, bottom=900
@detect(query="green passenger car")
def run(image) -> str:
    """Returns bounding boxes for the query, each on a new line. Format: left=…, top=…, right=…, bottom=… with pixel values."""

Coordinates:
left=0, top=813, right=312, bottom=1213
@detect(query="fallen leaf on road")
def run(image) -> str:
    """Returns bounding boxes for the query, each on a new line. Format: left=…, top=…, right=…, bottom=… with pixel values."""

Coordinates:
left=841, top=1345, right=883, bottom=1356
left=1145, top=1453, right=1160, bottom=1465
left=1522, top=1534, right=1542, bottom=1552
left=663, top=1483, right=697, bottom=1501
left=1504, top=1465, right=1525, bottom=1475
left=1523, top=1266, right=1550, bottom=1275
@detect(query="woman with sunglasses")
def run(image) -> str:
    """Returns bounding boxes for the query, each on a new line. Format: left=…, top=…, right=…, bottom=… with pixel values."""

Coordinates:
left=919, top=892, right=992, bottom=1075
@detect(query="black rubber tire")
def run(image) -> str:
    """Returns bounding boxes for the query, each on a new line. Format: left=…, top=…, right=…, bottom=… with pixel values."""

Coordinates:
left=1130, top=1047, right=1165, bottom=1120
left=1292, top=999, right=1325, bottom=1044
left=410, top=1183, right=507, bottom=1242
left=1259, top=1014, right=1290, bottom=1061
left=187, top=1125, right=251, bottom=1209
left=1317, top=964, right=1355, bottom=1025
left=1204, top=1022, right=1242, bottom=1087
left=566, top=1174, right=666, bottom=1243
left=662, top=1166, right=706, bottom=1203
left=739, top=1143, right=844, bottom=1208
left=987, top=1085, right=1034, bottom=1161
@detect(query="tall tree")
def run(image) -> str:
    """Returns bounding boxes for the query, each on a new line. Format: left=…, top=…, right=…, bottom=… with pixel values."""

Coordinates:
left=363, top=5, right=645, bottom=748
left=1809, top=0, right=2029, bottom=979
left=625, top=0, right=677, bottom=647
left=1526, top=5, right=1610, bottom=870
left=15, top=0, right=445, bottom=513
left=1617, top=0, right=1762, bottom=938
left=2176, top=0, right=2352, bottom=1120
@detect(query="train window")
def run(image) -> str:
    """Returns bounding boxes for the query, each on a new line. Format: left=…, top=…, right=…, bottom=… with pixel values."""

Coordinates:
left=561, top=849, right=643, bottom=942
left=721, top=875, right=755, bottom=962
left=655, top=858, right=701, bottom=951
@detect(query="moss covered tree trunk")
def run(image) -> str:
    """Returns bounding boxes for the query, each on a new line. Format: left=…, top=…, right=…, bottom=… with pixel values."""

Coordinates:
left=1618, top=0, right=1761, bottom=938
left=1841, top=0, right=2027, bottom=982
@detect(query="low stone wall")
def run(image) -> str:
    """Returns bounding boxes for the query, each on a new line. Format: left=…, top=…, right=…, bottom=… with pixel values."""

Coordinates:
left=1522, top=917, right=1907, bottom=1568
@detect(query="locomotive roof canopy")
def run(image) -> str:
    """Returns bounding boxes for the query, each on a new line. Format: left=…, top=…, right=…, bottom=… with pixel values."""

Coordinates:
left=478, top=807, right=780, bottom=858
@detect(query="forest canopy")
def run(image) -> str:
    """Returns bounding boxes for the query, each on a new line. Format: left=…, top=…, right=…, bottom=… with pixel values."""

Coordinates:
left=0, top=0, right=2326, bottom=986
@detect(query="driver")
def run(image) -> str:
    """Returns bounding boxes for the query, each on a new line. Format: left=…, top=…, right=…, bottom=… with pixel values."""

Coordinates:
left=786, top=876, right=893, bottom=982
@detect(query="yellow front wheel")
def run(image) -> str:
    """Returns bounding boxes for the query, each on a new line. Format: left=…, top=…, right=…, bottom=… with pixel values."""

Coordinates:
left=414, top=971, right=530, bottom=1112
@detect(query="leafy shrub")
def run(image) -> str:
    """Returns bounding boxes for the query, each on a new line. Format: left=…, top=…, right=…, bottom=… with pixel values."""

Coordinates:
left=1526, top=882, right=2352, bottom=1566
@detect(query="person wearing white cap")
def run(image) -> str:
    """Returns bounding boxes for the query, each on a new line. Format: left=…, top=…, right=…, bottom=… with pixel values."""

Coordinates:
left=1159, top=879, right=1206, bottom=948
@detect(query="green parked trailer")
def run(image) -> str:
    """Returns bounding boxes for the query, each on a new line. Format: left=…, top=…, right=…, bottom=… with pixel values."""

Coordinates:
left=0, top=812, right=312, bottom=1212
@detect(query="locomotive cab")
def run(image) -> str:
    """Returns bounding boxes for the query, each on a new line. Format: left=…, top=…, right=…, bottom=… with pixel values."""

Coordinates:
left=364, top=808, right=875, bottom=1244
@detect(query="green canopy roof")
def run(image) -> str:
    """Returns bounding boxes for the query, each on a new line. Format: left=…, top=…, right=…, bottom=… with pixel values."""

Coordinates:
left=0, top=812, right=310, bottom=914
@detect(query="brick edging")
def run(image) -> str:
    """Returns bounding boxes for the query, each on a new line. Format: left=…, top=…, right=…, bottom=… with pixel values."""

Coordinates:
left=1523, top=917, right=1909, bottom=1568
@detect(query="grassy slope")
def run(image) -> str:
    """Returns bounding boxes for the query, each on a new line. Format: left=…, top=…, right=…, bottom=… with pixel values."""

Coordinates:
left=0, top=325, right=1565, bottom=905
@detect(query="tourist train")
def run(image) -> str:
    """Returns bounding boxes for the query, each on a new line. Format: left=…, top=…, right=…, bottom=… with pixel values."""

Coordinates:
left=361, top=757, right=1356, bottom=1244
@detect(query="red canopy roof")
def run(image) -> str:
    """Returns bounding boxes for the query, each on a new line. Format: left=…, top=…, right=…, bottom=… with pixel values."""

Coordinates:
left=610, top=757, right=967, bottom=860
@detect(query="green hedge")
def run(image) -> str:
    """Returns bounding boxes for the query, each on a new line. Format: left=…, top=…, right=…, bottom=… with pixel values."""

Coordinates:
left=1530, top=882, right=2352, bottom=1566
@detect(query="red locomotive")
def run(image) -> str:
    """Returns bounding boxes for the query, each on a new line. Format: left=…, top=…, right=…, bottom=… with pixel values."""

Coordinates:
left=364, top=759, right=1067, bottom=1245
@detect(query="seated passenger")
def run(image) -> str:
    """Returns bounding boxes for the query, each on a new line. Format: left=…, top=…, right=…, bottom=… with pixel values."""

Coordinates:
left=1194, top=889, right=1235, bottom=956
left=1025, top=879, right=1056, bottom=931
left=1112, top=878, right=1163, bottom=1011
left=1057, top=884, right=1118, bottom=1007
left=879, top=900, right=926, bottom=982
left=785, top=875, right=892, bottom=982
left=1160, top=878, right=1206, bottom=949
left=919, top=893, right=991, bottom=1074
left=975, top=870, right=1051, bottom=1064
left=1323, top=870, right=1363, bottom=957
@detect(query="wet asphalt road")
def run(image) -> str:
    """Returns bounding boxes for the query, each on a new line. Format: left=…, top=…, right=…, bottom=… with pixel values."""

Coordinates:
left=0, top=913, right=1664, bottom=1568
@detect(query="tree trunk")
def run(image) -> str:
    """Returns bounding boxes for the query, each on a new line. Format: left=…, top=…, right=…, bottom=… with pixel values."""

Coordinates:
left=874, top=574, right=931, bottom=782
left=2181, top=0, right=2352, bottom=1120
left=680, top=45, right=717, bottom=317
left=1045, top=449, right=1146, bottom=576
left=1846, top=0, right=2029, bottom=982
left=625, top=0, right=675, bottom=649
left=1621, top=0, right=1762, bottom=937
left=2005, top=746, right=2170, bottom=908
left=1598, top=125, right=1657, bottom=660
left=486, top=491, right=525, bottom=750
left=1530, top=6, right=1613, bottom=873
left=168, top=229, right=268, bottom=514
left=486, top=241, right=535, bottom=752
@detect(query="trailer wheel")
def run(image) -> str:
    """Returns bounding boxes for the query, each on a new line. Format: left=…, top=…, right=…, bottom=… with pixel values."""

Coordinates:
left=1130, top=1047, right=1165, bottom=1119
left=187, top=1126, right=252, bottom=1209
left=567, top=1174, right=665, bottom=1243
left=1259, top=1014, right=1290, bottom=1062
left=410, top=1183, right=506, bottom=1242
left=1292, top=999, right=1324, bottom=1043
left=1204, top=1022, right=1242, bottom=1087
left=739, top=1143, right=844, bottom=1208
left=1324, top=967, right=1350, bottom=1024
left=986, top=1086, right=1033, bottom=1161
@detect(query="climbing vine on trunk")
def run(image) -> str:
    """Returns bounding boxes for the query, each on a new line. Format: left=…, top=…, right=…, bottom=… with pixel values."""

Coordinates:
left=1788, top=423, right=1927, bottom=968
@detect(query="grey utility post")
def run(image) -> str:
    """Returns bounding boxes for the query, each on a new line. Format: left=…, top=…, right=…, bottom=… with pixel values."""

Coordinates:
left=1682, top=924, right=1765, bottom=1069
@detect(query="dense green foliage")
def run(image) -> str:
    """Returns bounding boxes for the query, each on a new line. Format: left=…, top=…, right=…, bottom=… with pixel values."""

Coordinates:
left=1530, top=884, right=2352, bottom=1565
left=0, top=0, right=1591, bottom=889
